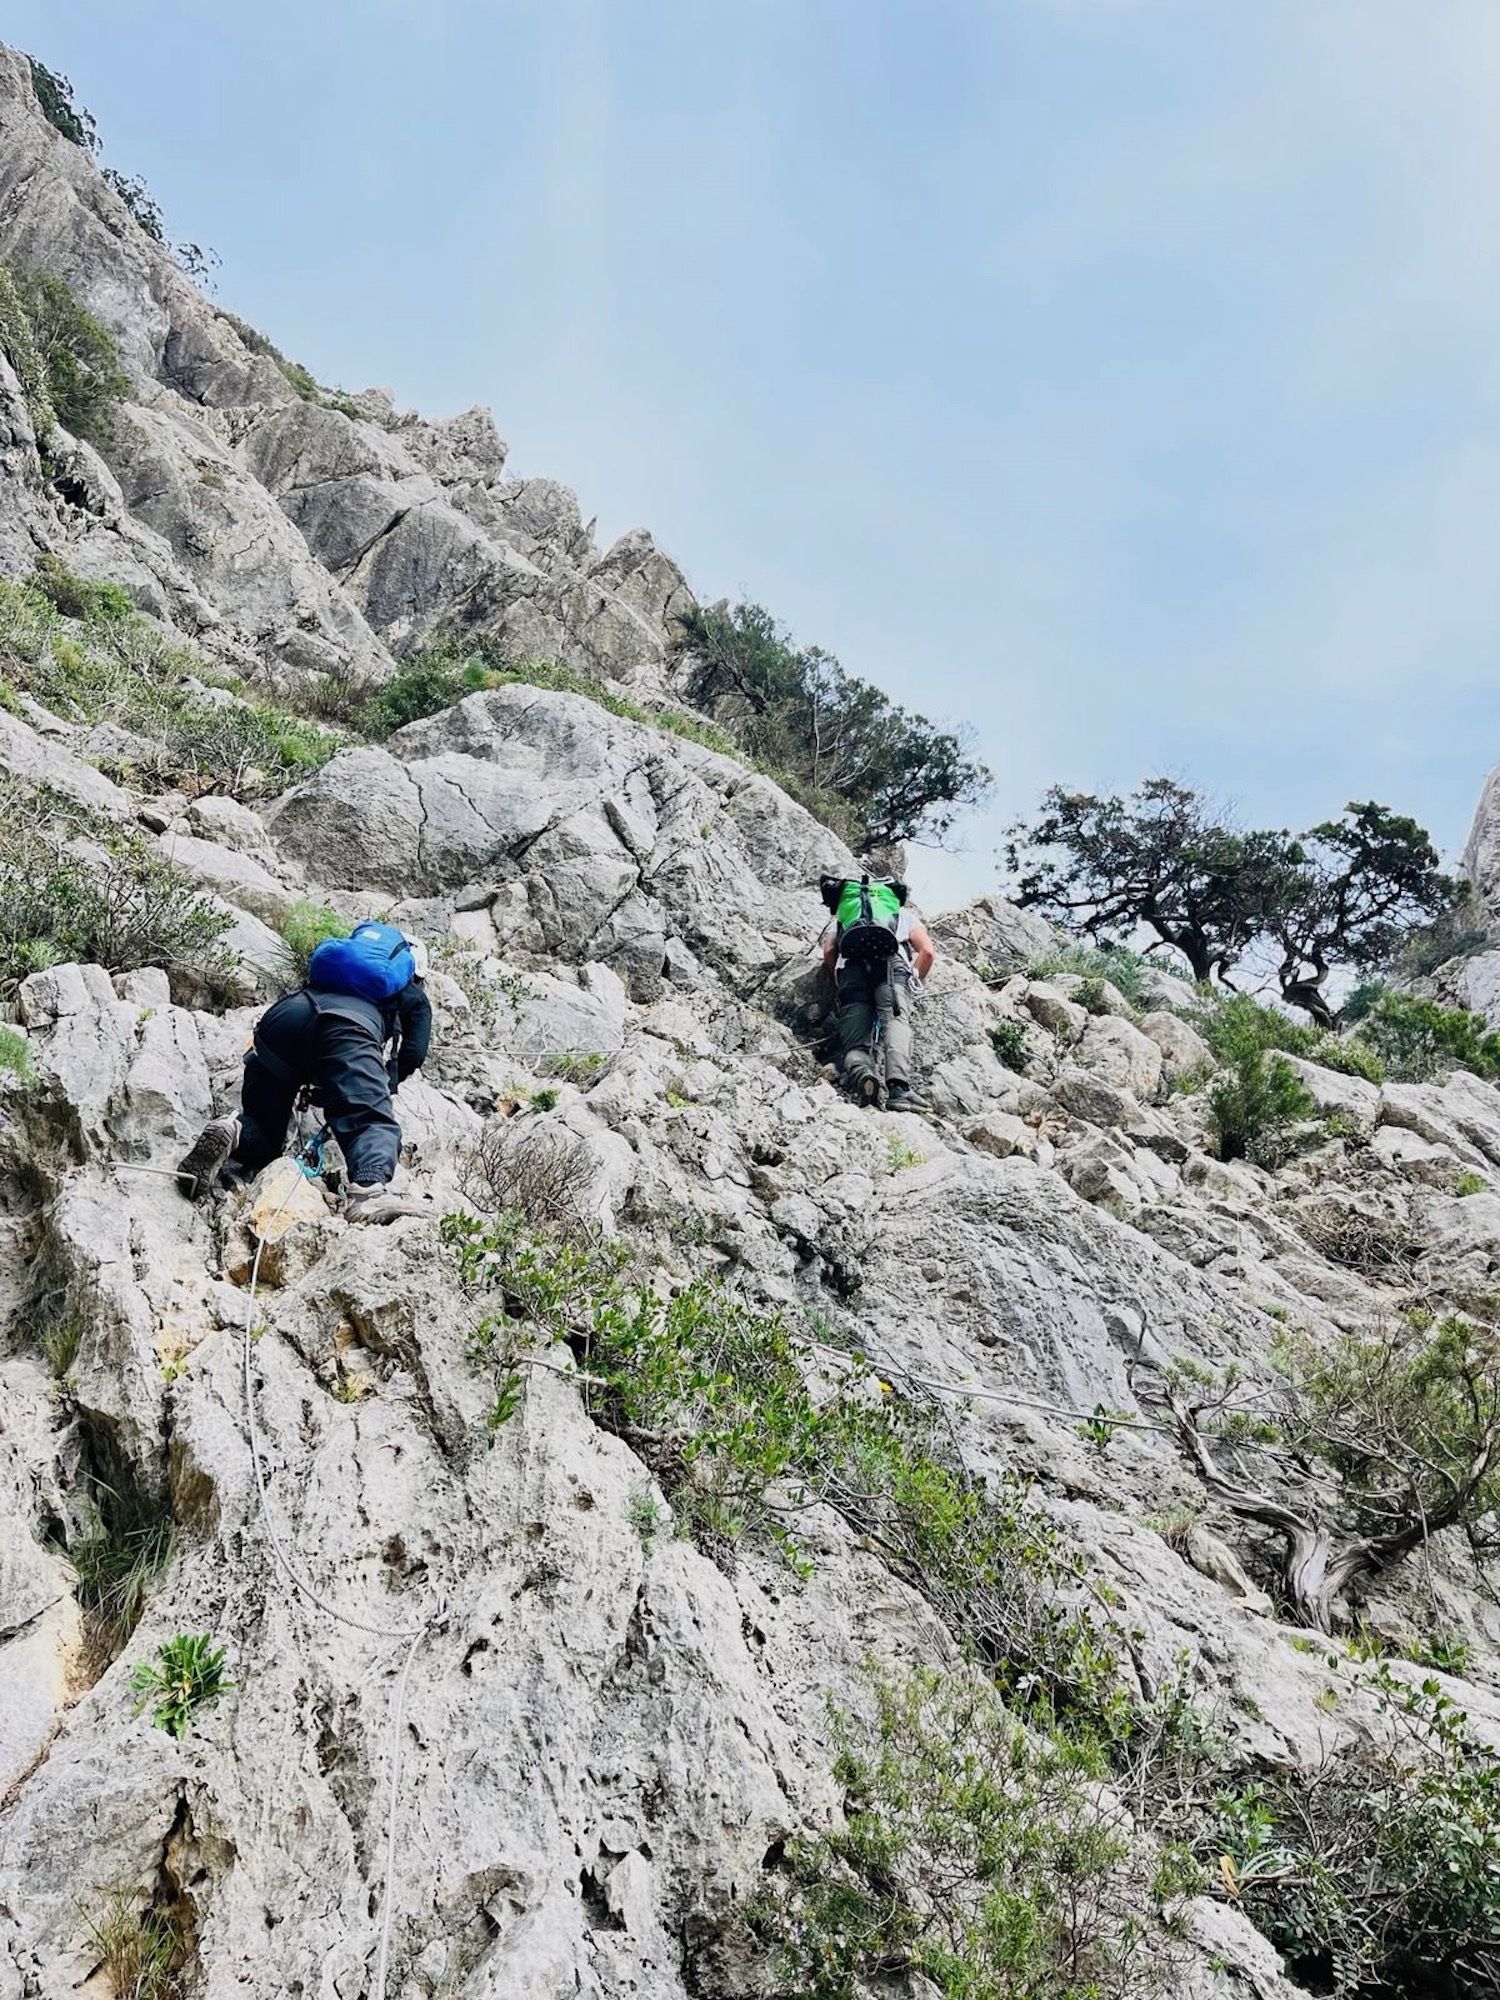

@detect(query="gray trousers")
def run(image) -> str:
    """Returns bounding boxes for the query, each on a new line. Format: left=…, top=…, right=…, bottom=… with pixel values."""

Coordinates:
left=835, top=967, right=913, bottom=1088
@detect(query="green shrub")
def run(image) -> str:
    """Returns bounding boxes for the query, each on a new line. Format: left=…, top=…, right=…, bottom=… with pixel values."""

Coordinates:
left=27, top=58, right=97, bottom=150
left=359, top=647, right=497, bottom=738
left=1193, top=991, right=1381, bottom=1092
left=0, top=265, right=57, bottom=437
left=758, top=1667, right=1159, bottom=2000
left=1208, top=1044, right=1316, bottom=1165
left=0, top=782, right=236, bottom=995
left=0, top=1026, right=32, bottom=1081
left=989, top=1018, right=1030, bottom=1071
left=12, top=269, right=130, bottom=446
left=131, top=1632, right=232, bottom=1738
left=1311, top=1035, right=1385, bottom=1085
left=1456, top=1171, right=1487, bottom=1198
left=32, top=551, right=134, bottom=623
left=1029, top=944, right=1153, bottom=1007
left=358, top=636, right=745, bottom=764
left=1354, top=992, right=1500, bottom=1084
left=0, top=574, right=333, bottom=799
left=275, top=900, right=347, bottom=988
left=445, top=1212, right=1141, bottom=1739
left=1213, top=1673, right=1500, bottom=1996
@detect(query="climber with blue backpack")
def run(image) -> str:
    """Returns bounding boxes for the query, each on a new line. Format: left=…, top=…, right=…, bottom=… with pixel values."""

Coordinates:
left=819, top=869, right=936, bottom=1110
left=177, top=920, right=434, bottom=1222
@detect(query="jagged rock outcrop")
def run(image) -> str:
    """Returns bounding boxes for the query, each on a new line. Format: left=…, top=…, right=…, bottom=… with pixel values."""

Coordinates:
left=0, top=46, right=692, bottom=695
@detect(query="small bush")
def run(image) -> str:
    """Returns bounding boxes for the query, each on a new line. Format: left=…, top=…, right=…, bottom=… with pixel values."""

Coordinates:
left=1213, top=1673, right=1500, bottom=1996
left=0, top=265, right=57, bottom=437
left=32, top=551, right=134, bottom=623
left=758, top=1667, right=1158, bottom=2000
left=1312, top=1035, right=1385, bottom=1085
left=1456, top=1171, right=1487, bottom=1198
left=13, top=268, right=130, bottom=446
left=885, top=1132, right=925, bottom=1171
left=0, top=782, right=236, bottom=996
left=1029, top=944, right=1152, bottom=1007
left=458, top=1121, right=596, bottom=1237
left=0, top=1026, right=32, bottom=1081
left=131, top=1632, right=232, bottom=1738
left=0, top=574, right=333, bottom=799
left=989, top=1018, right=1030, bottom=1071
left=1354, top=992, right=1500, bottom=1084
left=69, top=1478, right=176, bottom=1657
left=445, top=1212, right=1145, bottom=1739
left=275, top=900, right=347, bottom=988
left=359, top=647, right=498, bottom=738
left=1208, top=1047, right=1315, bottom=1165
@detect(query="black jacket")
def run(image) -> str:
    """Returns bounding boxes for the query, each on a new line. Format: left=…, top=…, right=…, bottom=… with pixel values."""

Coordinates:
left=259, top=979, right=433, bottom=1084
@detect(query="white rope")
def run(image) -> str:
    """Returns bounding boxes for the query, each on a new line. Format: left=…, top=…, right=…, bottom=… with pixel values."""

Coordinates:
left=239, top=1168, right=445, bottom=1999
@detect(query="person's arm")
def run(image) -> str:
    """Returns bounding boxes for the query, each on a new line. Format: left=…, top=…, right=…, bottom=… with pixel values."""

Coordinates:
left=820, top=921, right=839, bottom=975
left=908, top=920, right=936, bottom=980
left=394, top=981, right=432, bottom=1080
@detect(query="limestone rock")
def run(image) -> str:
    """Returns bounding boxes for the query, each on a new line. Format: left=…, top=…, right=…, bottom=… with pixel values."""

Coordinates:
left=1023, top=980, right=1087, bottom=1042
left=1075, top=1013, right=1164, bottom=1101
left=1278, top=1053, right=1381, bottom=1140
left=1139, top=1010, right=1215, bottom=1086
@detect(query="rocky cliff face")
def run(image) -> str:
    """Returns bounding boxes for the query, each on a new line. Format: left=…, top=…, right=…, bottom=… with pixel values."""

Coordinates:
left=2, top=46, right=1500, bottom=2000
left=0, top=46, right=691, bottom=700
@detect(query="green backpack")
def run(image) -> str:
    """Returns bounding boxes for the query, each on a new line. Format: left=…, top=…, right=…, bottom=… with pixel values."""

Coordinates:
left=820, top=873, right=907, bottom=965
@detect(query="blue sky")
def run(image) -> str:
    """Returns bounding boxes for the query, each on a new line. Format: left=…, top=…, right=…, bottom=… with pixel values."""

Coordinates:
left=11, top=0, right=1500, bottom=908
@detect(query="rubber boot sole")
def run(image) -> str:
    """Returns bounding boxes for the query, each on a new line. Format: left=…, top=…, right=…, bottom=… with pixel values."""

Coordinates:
left=176, top=1119, right=237, bottom=1202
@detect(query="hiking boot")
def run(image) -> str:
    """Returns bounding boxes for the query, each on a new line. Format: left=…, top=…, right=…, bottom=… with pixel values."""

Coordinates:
left=344, top=1181, right=430, bottom=1225
left=885, top=1082, right=923, bottom=1112
left=177, top=1117, right=239, bottom=1201
left=853, top=1073, right=882, bottom=1109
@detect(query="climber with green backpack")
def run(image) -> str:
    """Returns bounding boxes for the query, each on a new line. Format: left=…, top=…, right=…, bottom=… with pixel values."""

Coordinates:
left=177, top=920, right=434, bottom=1222
left=819, top=871, right=936, bottom=1110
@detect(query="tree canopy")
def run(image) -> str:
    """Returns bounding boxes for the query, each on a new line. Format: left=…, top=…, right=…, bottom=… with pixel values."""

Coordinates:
left=676, top=601, right=991, bottom=851
left=1004, top=779, right=1457, bottom=1020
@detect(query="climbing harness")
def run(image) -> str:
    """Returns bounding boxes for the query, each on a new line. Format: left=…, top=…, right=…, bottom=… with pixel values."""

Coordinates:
left=240, top=1153, right=446, bottom=2000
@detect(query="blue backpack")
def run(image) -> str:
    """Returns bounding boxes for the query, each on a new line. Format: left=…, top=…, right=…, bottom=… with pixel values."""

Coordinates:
left=306, top=922, right=416, bottom=1004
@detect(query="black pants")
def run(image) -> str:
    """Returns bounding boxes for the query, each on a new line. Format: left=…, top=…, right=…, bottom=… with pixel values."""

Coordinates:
left=236, top=1008, right=401, bottom=1187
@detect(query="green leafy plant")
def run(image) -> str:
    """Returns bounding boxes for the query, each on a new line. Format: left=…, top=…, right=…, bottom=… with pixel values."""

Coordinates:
left=0, top=1025, right=32, bottom=1081
left=445, top=1211, right=1150, bottom=1743
left=131, top=1632, right=232, bottom=1738
left=11, top=269, right=130, bottom=446
left=1207, top=1043, right=1315, bottom=1166
left=1456, top=1171, right=1487, bottom=1198
left=1028, top=943, right=1155, bottom=1006
left=0, top=572, right=334, bottom=798
left=32, top=552, right=134, bottom=623
left=0, top=781, right=236, bottom=997
left=1409, top=1631, right=1471, bottom=1676
left=988, top=1018, right=1031, bottom=1071
left=1354, top=991, right=1500, bottom=1084
left=1211, top=1674, right=1500, bottom=1996
left=885, top=1133, right=925, bottom=1171
left=756, top=1666, right=1160, bottom=2000
left=275, top=900, right=348, bottom=988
